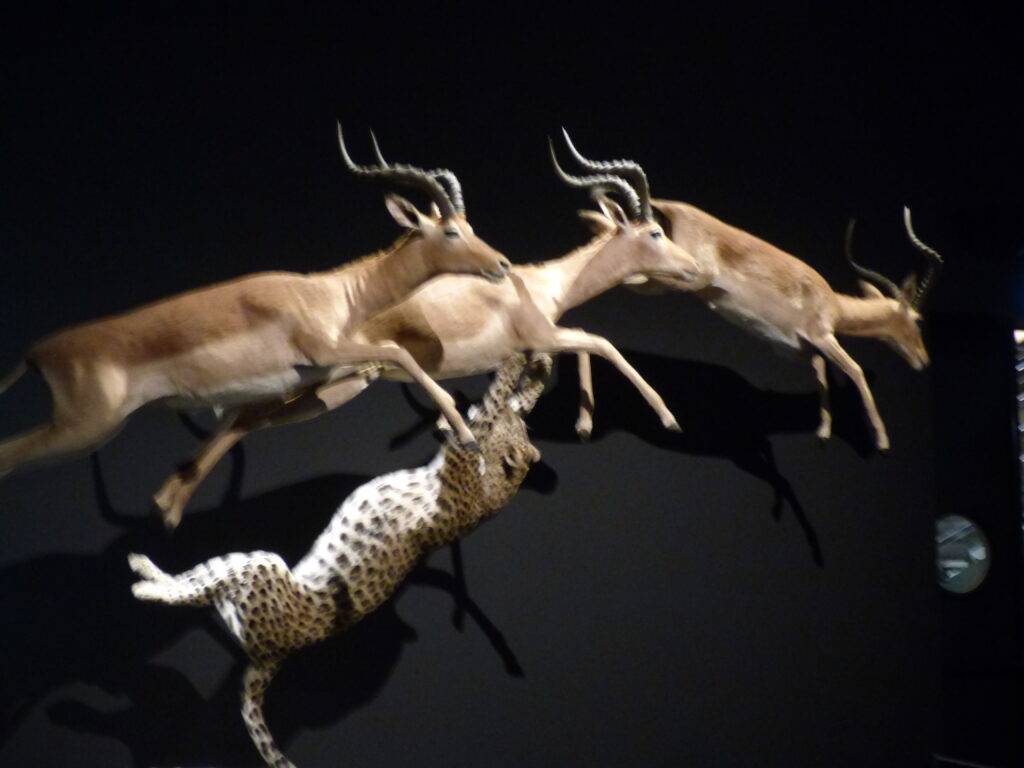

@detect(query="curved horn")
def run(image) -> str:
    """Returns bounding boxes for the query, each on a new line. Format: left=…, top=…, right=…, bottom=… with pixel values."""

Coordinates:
left=903, top=207, right=943, bottom=309
left=336, top=123, right=459, bottom=220
left=369, top=131, right=464, bottom=215
left=369, top=130, right=388, bottom=167
left=428, top=169, right=465, bottom=216
left=549, top=138, right=642, bottom=220
left=844, top=216, right=903, bottom=299
left=560, top=128, right=653, bottom=221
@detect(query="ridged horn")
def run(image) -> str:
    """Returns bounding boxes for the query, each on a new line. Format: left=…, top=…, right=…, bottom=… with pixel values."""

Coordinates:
left=845, top=216, right=903, bottom=299
left=903, top=207, right=943, bottom=310
left=560, top=128, right=653, bottom=221
left=337, top=123, right=459, bottom=220
left=548, top=138, right=642, bottom=220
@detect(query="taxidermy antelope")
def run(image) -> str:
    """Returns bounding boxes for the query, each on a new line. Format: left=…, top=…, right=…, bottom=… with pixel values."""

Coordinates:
left=129, top=353, right=550, bottom=768
left=146, top=135, right=704, bottom=526
left=560, top=132, right=942, bottom=451
left=0, top=125, right=511, bottom=513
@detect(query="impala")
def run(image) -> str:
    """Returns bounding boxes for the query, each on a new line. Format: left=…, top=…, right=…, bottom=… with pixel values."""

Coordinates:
left=147, top=135, right=705, bottom=526
left=0, top=125, right=511, bottom=519
left=561, top=132, right=942, bottom=451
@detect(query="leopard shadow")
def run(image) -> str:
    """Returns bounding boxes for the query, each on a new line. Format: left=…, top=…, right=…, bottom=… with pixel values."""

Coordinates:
left=3, top=453, right=524, bottom=767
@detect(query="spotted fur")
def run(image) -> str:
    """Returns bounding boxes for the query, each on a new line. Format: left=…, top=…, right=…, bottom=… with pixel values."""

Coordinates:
left=129, top=353, right=550, bottom=768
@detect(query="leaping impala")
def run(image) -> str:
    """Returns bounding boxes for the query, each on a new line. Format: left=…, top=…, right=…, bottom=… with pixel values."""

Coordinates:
left=559, top=132, right=942, bottom=452
left=146, top=134, right=705, bottom=528
left=0, top=125, right=511, bottom=508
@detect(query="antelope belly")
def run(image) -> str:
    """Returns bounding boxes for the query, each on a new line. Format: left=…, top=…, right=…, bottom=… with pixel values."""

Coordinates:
left=710, top=300, right=803, bottom=352
left=163, top=365, right=328, bottom=408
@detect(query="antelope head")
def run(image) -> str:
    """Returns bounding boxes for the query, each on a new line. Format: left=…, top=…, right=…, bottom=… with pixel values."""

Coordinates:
left=551, top=131, right=702, bottom=284
left=846, top=207, right=943, bottom=370
left=338, top=124, right=511, bottom=282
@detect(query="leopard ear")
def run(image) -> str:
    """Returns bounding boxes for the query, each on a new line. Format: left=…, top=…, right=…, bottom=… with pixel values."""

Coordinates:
left=500, top=448, right=522, bottom=475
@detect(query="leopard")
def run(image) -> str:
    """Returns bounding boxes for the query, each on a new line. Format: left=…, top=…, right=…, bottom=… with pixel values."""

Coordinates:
left=128, top=352, right=551, bottom=768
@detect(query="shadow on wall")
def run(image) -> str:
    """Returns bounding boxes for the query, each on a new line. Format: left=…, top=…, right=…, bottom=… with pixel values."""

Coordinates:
left=520, top=348, right=883, bottom=567
left=0, top=454, right=525, bottom=767
left=391, top=348, right=883, bottom=569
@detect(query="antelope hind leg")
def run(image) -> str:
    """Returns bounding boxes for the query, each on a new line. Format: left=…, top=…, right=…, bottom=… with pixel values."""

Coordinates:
left=811, top=354, right=832, bottom=443
left=154, top=372, right=379, bottom=529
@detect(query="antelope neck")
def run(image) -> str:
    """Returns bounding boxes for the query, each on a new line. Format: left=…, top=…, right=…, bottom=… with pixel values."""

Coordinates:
left=531, top=233, right=638, bottom=318
left=832, top=293, right=902, bottom=337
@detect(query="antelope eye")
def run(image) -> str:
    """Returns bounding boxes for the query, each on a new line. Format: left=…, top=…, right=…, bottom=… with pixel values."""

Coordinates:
left=649, top=229, right=664, bottom=239
left=444, top=229, right=460, bottom=239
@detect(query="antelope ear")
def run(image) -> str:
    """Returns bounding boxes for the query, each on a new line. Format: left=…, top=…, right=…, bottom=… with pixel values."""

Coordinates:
left=429, top=202, right=443, bottom=220
left=578, top=209, right=615, bottom=235
left=385, top=193, right=429, bottom=230
left=594, top=193, right=631, bottom=229
left=857, top=280, right=886, bottom=300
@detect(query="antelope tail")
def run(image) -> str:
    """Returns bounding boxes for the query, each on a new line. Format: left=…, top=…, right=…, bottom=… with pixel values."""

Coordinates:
left=241, top=661, right=295, bottom=768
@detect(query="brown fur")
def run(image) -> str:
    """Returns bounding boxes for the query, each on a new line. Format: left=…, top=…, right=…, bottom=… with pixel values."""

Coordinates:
left=148, top=197, right=704, bottom=521
left=638, top=198, right=934, bottom=451
left=0, top=200, right=511, bottom=516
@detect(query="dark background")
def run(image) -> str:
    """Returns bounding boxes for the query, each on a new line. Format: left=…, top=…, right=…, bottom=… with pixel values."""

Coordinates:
left=1, top=4, right=1021, bottom=767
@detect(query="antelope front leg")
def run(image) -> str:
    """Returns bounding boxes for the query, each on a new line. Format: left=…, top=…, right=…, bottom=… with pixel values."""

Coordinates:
left=811, top=354, right=832, bottom=443
left=307, top=339, right=478, bottom=450
left=549, top=328, right=679, bottom=432
left=815, top=334, right=890, bottom=452
left=576, top=352, right=595, bottom=439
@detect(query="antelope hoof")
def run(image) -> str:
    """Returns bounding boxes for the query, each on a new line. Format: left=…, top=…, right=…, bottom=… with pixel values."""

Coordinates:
left=464, top=440, right=481, bottom=454
left=435, top=414, right=455, bottom=438
left=575, top=415, right=593, bottom=441
left=663, top=415, right=682, bottom=433
left=152, top=485, right=184, bottom=532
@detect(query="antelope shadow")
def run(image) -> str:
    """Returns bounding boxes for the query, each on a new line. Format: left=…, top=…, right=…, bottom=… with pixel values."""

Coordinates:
left=1, top=453, right=524, bottom=767
left=388, top=350, right=844, bottom=566
left=524, top=348, right=882, bottom=567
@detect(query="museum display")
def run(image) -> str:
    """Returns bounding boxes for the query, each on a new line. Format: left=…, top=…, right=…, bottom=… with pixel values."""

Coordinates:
left=128, top=352, right=551, bottom=768
left=558, top=132, right=944, bottom=451
left=0, top=125, right=512, bottom=527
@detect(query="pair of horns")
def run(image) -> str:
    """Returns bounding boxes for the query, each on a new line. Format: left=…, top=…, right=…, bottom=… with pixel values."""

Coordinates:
left=846, top=207, right=944, bottom=309
left=337, top=123, right=464, bottom=220
left=549, top=129, right=653, bottom=222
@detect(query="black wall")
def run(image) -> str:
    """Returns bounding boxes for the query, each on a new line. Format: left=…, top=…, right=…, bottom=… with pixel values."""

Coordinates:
left=1, top=6, right=1020, bottom=768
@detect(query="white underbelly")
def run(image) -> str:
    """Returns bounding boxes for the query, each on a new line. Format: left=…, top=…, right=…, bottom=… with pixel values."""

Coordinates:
left=709, top=299, right=803, bottom=353
left=161, top=365, right=330, bottom=409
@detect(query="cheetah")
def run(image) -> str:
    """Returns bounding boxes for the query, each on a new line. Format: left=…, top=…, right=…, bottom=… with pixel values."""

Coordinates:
left=128, top=353, right=550, bottom=768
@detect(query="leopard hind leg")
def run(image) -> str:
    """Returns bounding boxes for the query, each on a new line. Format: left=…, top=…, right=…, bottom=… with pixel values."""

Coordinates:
left=128, top=552, right=233, bottom=606
left=241, top=660, right=297, bottom=768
